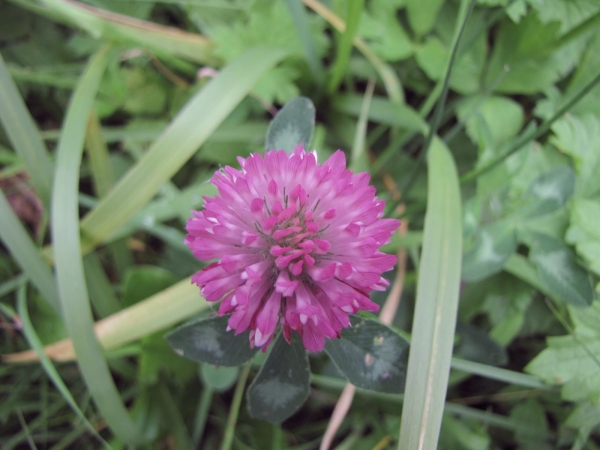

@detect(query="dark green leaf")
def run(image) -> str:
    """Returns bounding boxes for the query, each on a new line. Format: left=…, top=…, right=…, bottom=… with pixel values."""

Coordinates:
left=201, top=364, right=239, bottom=392
left=521, top=231, right=595, bottom=307
left=462, top=220, right=516, bottom=281
left=324, top=316, right=410, bottom=394
left=266, top=97, right=315, bottom=152
left=167, top=315, right=259, bottom=366
left=247, top=332, right=310, bottom=423
left=122, top=265, right=178, bottom=307
left=454, top=323, right=508, bottom=366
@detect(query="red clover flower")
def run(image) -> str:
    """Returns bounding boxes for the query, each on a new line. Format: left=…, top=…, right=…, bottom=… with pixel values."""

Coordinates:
left=185, top=146, right=400, bottom=352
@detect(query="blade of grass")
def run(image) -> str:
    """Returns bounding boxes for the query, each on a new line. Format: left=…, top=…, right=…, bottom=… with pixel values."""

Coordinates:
left=83, top=253, right=121, bottom=318
left=85, top=111, right=114, bottom=199
left=16, top=283, right=110, bottom=449
left=0, top=191, right=60, bottom=313
left=0, top=52, right=53, bottom=207
left=398, top=138, right=462, bottom=450
left=328, top=0, right=364, bottom=93
left=3, top=276, right=207, bottom=363
left=76, top=47, right=286, bottom=256
left=34, top=0, right=218, bottom=65
left=303, top=0, right=403, bottom=103
left=400, top=0, right=476, bottom=198
left=50, top=45, right=144, bottom=444
left=285, top=0, right=324, bottom=84
left=350, top=78, right=375, bottom=172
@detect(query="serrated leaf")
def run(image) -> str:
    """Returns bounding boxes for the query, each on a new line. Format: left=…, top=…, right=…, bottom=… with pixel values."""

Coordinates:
left=462, top=220, right=516, bottom=282
left=521, top=231, right=595, bottom=307
left=266, top=97, right=315, bottom=152
left=526, top=300, right=600, bottom=402
left=247, top=332, right=310, bottom=423
left=324, top=316, right=409, bottom=394
left=167, top=315, right=258, bottom=366
left=201, top=364, right=239, bottom=392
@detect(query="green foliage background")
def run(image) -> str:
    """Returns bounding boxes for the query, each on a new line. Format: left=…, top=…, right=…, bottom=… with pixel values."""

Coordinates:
left=0, top=0, right=600, bottom=448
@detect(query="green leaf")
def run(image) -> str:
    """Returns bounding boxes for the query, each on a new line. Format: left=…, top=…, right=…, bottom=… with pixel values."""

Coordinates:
left=399, top=138, right=462, bottom=449
left=550, top=113, right=600, bottom=199
left=167, top=315, right=259, bottom=367
left=566, top=199, right=600, bottom=277
left=485, top=14, right=566, bottom=94
left=265, top=97, right=315, bottom=152
left=122, top=266, right=178, bottom=308
left=521, top=231, right=595, bottom=307
left=324, top=316, right=409, bottom=394
left=526, top=300, right=600, bottom=403
left=139, top=333, right=196, bottom=386
left=518, top=166, right=575, bottom=218
left=454, top=323, right=508, bottom=366
left=328, top=0, right=364, bottom=92
left=406, top=0, right=445, bottom=35
left=359, top=8, right=413, bottom=62
left=247, top=332, right=310, bottom=423
left=201, top=365, right=239, bottom=392
left=457, top=96, right=524, bottom=150
left=462, top=220, right=516, bottom=282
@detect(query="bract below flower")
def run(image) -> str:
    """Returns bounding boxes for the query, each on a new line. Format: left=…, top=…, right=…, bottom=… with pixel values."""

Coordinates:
left=185, top=146, right=400, bottom=352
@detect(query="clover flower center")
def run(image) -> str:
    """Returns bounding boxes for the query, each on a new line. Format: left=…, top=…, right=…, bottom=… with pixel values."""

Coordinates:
left=250, top=182, right=334, bottom=278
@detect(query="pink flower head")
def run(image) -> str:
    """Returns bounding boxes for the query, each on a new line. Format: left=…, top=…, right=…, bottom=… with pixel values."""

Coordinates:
left=185, top=146, right=400, bottom=352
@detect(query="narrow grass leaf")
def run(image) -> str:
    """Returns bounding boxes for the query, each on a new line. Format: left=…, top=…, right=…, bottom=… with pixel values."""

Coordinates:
left=398, top=138, right=462, bottom=450
left=36, top=0, right=218, bottom=65
left=78, top=47, right=286, bottom=253
left=0, top=191, right=60, bottom=313
left=16, top=283, right=110, bottom=449
left=3, top=277, right=207, bottom=363
left=285, top=0, right=324, bottom=83
left=50, top=46, right=144, bottom=444
left=328, top=0, right=364, bottom=92
left=0, top=52, right=53, bottom=206
left=350, top=78, right=374, bottom=172
left=85, top=111, right=114, bottom=198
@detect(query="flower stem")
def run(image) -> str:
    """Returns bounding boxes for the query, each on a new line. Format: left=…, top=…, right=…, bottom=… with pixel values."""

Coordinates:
left=220, top=361, right=252, bottom=450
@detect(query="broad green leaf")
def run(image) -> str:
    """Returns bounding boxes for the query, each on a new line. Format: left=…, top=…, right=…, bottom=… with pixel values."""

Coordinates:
left=399, top=138, right=462, bottom=449
left=521, top=231, right=595, bottom=307
left=325, top=316, right=409, bottom=394
left=247, top=333, right=310, bottom=423
left=518, top=166, right=575, bottom=218
left=526, top=300, right=600, bottom=403
left=122, top=266, right=178, bottom=308
left=457, top=96, right=524, bottom=150
left=485, top=15, right=566, bottom=94
left=462, top=220, right=516, bottom=282
left=266, top=97, right=315, bottom=152
left=439, top=414, right=491, bottom=450
left=510, top=399, right=552, bottom=449
left=550, top=113, right=600, bottom=199
left=406, top=0, right=445, bottom=35
left=167, top=315, right=258, bottom=367
left=359, top=8, right=413, bottom=62
left=201, top=365, right=239, bottom=392
left=566, top=199, right=600, bottom=276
